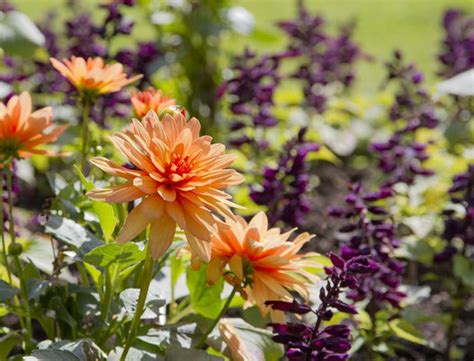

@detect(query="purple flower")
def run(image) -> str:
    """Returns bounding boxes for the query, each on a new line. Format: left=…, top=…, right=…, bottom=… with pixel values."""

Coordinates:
left=249, top=128, right=318, bottom=227
left=265, top=300, right=312, bottom=315
left=435, top=165, right=474, bottom=263
left=278, top=2, right=364, bottom=113
left=328, top=183, right=406, bottom=308
left=372, top=51, right=438, bottom=186
left=220, top=48, right=281, bottom=146
left=438, top=9, right=474, bottom=78
left=267, top=250, right=376, bottom=360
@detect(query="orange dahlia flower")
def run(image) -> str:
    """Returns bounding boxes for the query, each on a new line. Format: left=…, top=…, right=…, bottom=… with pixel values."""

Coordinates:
left=205, top=212, right=319, bottom=322
left=0, top=92, right=67, bottom=162
left=131, top=88, right=177, bottom=118
left=50, top=56, right=142, bottom=96
left=88, top=111, right=244, bottom=261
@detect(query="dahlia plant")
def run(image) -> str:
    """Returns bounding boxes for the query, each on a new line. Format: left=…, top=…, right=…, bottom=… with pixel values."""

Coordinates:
left=0, top=2, right=472, bottom=361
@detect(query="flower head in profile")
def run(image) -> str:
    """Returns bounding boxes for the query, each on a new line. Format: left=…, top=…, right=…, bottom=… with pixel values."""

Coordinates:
left=131, top=88, right=177, bottom=118
left=50, top=56, right=142, bottom=96
left=88, top=111, right=244, bottom=260
left=0, top=92, right=67, bottom=163
left=205, top=212, right=319, bottom=321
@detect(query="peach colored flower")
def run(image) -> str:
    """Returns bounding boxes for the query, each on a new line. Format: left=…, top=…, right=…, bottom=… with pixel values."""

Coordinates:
left=131, top=88, right=177, bottom=118
left=0, top=92, right=67, bottom=162
left=206, top=212, right=319, bottom=322
left=50, top=56, right=142, bottom=96
left=87, top=111, right=244, bottom=261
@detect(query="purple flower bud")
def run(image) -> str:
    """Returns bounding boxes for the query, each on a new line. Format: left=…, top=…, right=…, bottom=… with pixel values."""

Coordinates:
left=265, top=300, right=312, bottom=314
left=331, top=300, right=357, bottom=314
left=329, top=253, right=345, bottom=269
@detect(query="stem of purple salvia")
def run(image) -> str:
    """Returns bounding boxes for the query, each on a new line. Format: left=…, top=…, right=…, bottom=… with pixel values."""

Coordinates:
left=267, top=254, right=376, bottom=360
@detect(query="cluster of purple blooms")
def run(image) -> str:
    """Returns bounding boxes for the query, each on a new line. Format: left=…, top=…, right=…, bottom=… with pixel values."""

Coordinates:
left=328, top=184, right=406, bottom=308
left=220, top=48, right=282, bottom=147
left=266, top=254, right=377, bottom=361
left=249, top=128, right=319, bottom=228
left=435, top=164, right=474, bottom=262
left=1, top=0, right=160, bottom=126
left=438, top=9, right=474, bottom=78
left=221, top=2, right=362, bottom=145
left=277, top=2, right=362, bottom=113
left=371, top=51, right=437, bottom=186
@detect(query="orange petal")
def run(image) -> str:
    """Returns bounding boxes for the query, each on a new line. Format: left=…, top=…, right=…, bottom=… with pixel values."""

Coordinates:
left=185, top=232, right=211, bottom=262
left=149, top=214, right=176, bottom=260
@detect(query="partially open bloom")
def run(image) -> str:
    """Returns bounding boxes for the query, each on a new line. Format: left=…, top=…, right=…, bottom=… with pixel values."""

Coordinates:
left=206, top=212, right=319, bottom=321
left=0, top=92, right=67, bottom=162
left=88, top=111, right=244, bottom=260
left=50, top=56, right=142, bottom=96
left=131, top=88, right=177, bottom=118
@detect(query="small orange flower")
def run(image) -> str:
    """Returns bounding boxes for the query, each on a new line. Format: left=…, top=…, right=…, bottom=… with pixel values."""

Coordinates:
left=0, top=92, right=67, bottom=162
left=131, top=88, right=177, bottom=118
left=88, top=111, right=244, bottom=261
left=206, top=212, right=319, bottom=322
left=50, top=56, right=142, bottom=96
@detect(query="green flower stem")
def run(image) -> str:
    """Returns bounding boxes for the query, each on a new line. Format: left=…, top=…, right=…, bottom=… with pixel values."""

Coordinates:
left=120, top=246, right=154, bottom=361
left=80, top=96, right=91, bottom=174
left=195, top=286, right=238, bottom=349
left=0, top=168, right=12, bottom=284
left=6, top=165, right=33, bottom=353
left=167, top=303, right=192, bottom=325
left=101, top=263, right=119, bottom=322
left=77, top=262, right=91, bottom=288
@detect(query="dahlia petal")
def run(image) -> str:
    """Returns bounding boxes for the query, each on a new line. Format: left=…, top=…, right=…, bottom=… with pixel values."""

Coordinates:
left=157, top=184, right=177, bottom=202
left=133, top=176, right=157, bottom=194
left=166, top=201, right=187, bottom=229
left=229, top=254, right=243, bottom=280
left=186, top=232, right=211, bottom=262
left=87, top=184, right=144, bottom=203
left=117, top=201, right=152, bottom=244
left=90, top=157, right=142, bottom=179
left=206, top=258, right=224, bottom=285
left=149, top=214, right=176, bottom=260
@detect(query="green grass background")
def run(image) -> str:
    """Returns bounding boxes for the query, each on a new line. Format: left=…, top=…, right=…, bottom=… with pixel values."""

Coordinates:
left=11, top=0, right=474, bottom=93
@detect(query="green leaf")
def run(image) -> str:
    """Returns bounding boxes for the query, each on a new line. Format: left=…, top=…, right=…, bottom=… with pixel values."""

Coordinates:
left=36, top=339, right=107, bottom=361
left=48, top=296, right=77, bottom=328
left=186, top=264, right=223, bottom=319
left=27, top=279, right=50, bottom=301
left=26, top=350, right=80, bottom=361
left=120, top=288, right=165, bottom=320
left=43, top=216, right=103, bottom=255
left=165, top=345, right=223, bottom=361
left=75, top=166, right=117, bottom=242
left=0, top=280, right=18, bottom=302
left=84, top=243, right=144, bottom=270
left=139, top=321, right=203, bottom=349
left=389, top=319, right=427, bottom=346
left=0, top=11, right=45, bottom=57
left=170, top=255, right=185, bottom=289
left=0, top=332, right=22, bottom=360
left=453, top=254, right=474, bottom=287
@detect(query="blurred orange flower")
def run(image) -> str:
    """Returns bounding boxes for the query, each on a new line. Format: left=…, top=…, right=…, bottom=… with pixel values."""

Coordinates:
left=50, top=56, right=142, bottom=96
left=206, top=212, right=319, bottom=322
left=88, top=111, right=244, bottom=260
left=131, top=88, right=177, bottom=118
left=0, top=92, right=67, bottom=162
